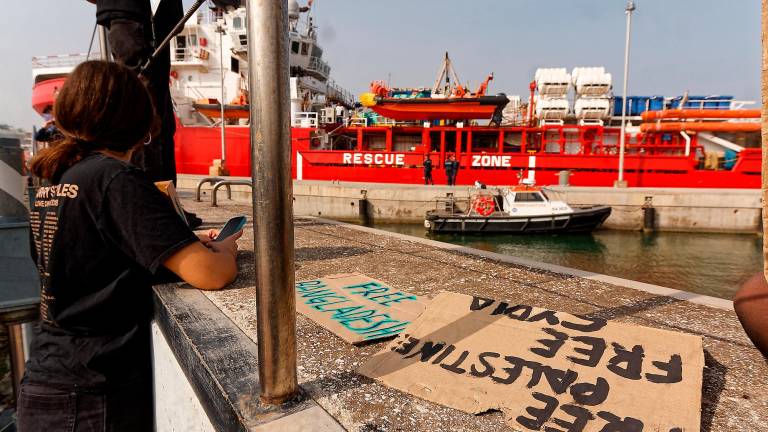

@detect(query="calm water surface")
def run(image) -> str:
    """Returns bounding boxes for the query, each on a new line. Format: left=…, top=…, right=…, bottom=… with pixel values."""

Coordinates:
left=371, top=224, right=763, bottom=300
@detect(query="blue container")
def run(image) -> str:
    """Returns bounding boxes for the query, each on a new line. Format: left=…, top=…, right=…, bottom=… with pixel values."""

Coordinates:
left=703, top=95, right=733, bottom=109
left=648, top=96, right=664, bottom=111
left=613, top=96, right=624, bottom=116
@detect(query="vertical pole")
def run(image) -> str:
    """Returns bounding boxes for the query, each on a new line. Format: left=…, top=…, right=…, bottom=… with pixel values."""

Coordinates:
left=97, top=25, right=111, bottom=61
left=218, top=24, right=227, bottom=167
left=617, top=0, right=635, bottom=187
left=246, top=0, right=298, bottom=404
left=7, top=324, right=25, bottom=400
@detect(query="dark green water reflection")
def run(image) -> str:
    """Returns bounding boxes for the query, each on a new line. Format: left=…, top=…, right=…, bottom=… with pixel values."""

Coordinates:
left=372, top=224, right=763, bottom=300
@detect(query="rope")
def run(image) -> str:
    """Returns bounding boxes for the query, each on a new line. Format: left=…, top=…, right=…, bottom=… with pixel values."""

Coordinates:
left=86, top=22, right=97, bottom=60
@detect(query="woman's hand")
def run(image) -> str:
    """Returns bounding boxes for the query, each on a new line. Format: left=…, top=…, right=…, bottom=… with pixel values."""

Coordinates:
left=208, top=230, right=242, bottom=259
left=197, top=229, right=219, bottom=246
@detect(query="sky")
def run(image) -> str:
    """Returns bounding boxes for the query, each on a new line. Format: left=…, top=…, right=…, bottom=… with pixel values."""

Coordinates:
left=1, top=0, right=760, bottom=130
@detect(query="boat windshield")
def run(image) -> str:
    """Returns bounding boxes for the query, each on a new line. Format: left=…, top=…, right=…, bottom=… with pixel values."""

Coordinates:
left=540, top=190, right=549, bottom=200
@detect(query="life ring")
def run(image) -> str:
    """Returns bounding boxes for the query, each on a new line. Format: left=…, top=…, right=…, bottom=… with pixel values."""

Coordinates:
left=473, top=195, right=495, bottom=216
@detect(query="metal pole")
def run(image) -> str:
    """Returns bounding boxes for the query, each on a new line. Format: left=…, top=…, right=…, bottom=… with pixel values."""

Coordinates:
left=218, top=23, right=227, bottom=167
left=617, top=0, right=635, bottom=187
left=7, top=324, right=25, bottom=400
left=97, top=25, right=111, bottom=61
left=246, top=0, right=298, bottom=404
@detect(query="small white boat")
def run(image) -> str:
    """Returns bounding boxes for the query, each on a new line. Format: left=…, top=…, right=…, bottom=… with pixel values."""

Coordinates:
left=424, top=184, right=611, bottom=234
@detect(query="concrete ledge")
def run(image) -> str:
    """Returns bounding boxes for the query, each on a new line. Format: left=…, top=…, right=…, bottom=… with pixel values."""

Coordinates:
left=311, top=216, right=735, bottom=311
left=153, top=285, right=344, bottom=431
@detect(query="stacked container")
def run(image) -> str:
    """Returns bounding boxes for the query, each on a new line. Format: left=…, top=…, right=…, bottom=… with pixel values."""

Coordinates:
left=534, top=68, right=570, bottom=120
left=572, top=67, right=612, bottom=121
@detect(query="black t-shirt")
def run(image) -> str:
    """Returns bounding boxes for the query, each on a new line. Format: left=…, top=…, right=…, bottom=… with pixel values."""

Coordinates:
left=26, top=153, right=198, bottom=389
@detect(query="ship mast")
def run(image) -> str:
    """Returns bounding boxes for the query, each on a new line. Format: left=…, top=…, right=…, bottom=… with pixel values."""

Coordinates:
left=431, top=52, right=462, bottom=95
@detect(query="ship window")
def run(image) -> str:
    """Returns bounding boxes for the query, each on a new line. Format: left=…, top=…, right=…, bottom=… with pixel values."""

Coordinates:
left=291, top=41, right=300, bottom=54
left=393, top=133, right=421, bottom=152
left=503, top=132, right=522, bottom=153
left=471, top=132, right=498, bottom=152
left=429, top=131, right=441, bottom=153
left=514, top=193, right=544, bottom=202
left=231, top=57, right=240, bottom=73
left=189, top=34, right=198, bottom=46
left=300, top=42, right=309, bottom=55
left=233, top=17, right=242, bottom=29
left=311, top=45, right=323, bottom=57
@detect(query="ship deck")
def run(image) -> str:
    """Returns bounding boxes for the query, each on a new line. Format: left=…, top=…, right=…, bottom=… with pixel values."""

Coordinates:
left=154, top=194, right=768, bottom=431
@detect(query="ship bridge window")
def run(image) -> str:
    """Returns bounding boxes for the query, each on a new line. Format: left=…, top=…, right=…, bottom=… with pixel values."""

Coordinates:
left=189, top=34, right=198, bottom=46
left=231, top=57, right=240, bottom=73
left=300, top=42, right=309, bottom=56
left=393, top=133, right=422, bottom=152
left=291, top=41, right=300, bottom=54
left=514, top=192, right=544, bottom=202
left=233, top=16, right=242, bottom=29
left=311, top=45, right=323, bottom=57
left=471, top=132, right=498, bottom=152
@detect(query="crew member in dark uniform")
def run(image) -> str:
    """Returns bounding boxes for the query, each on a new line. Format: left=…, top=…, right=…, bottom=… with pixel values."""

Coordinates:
left=445, top=154, right=458, bottom=185
left=423, top=154, right=434, bottom=185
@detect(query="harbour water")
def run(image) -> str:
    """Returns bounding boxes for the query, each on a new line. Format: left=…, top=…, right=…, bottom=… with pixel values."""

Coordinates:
left=372, top=224, right=763, bottom=300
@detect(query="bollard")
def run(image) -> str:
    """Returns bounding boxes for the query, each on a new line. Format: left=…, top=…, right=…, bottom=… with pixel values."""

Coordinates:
left=642, top=196, right=655, bottom=233
left=358, top=198, right=371, bottom=226
left=557, top=170, right=571, bottom=186
left=246, top=0, right=298, bottom=404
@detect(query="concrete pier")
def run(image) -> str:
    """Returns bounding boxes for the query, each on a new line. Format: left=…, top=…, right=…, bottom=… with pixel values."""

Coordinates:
left=151, top=196, right=768, bottom=431
left=178, top=175, right=761, bottom=233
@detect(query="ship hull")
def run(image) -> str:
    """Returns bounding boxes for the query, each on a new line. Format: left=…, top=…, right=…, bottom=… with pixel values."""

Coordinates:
left=174, top=123, right=760, bottom=189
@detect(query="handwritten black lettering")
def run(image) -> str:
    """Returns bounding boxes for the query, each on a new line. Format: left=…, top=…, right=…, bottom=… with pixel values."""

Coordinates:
left=431, top=344, right=456, bottom=364
left=645, top=354, right=683, bottom=384
left=546, top=404, right=595, bottom=432
left=393, top=336, right=419, bottom=355
left=404, top=341, right=446, bottom=362
left=440, top=350, right=470, bottom=374
left=470, top=296, right=495, bottom=311
left=570, top=377, right=610, bottom=406
left=491, top=355, right=525, bottom=385
left=596, top=411, right=644, bottom=432
left=528, top=310, right=561, bottom=326
left=516, top=392, right=559, bottom=431
left=606, top=343, right=644, bottom=380
left=531, top=327, right=569, bottom=358
left=561, top=315, right=608, bottom=333
left=493, top=302, right=534, bottom=320
left=567, top=336, right=607, bottom=368
left=470, top=352, right=500, bottom=378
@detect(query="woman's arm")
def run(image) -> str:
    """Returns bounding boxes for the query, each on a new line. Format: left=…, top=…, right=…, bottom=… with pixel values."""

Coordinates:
left=734, top=273, right=768, bottom=357
left=162, top=231, right=242, bottom=290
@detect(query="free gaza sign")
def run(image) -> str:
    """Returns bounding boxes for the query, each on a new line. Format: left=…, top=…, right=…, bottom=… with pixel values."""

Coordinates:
left=342, top=152, right=405, bottom=166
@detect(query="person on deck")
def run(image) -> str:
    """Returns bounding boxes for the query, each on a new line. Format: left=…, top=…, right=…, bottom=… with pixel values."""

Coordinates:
left=423, top=155, right=434, bottom=185
left=445, top=154, right=459, bottom=185
left=17, top=61, right=241, bottom=431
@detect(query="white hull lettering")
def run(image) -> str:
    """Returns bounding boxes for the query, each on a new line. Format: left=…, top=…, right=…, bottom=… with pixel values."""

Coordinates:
left=472, top=155, right=512, bottom=168
left=342, top=153, right=405, bottom=166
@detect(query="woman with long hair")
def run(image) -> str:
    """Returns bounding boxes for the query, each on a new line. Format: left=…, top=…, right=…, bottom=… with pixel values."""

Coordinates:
left=18, top=60, right=241, bottom=431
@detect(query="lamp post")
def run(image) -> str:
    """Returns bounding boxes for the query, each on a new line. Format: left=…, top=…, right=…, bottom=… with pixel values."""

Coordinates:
left=246, top=0, right=299, bottom=404
left=216, top=21, right=227, bottom=171
left=616, top=0, right=635, bottom=188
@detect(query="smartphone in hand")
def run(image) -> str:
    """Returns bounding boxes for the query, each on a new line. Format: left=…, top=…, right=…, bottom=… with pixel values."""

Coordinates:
left=214, top=216, right=247, bottom=241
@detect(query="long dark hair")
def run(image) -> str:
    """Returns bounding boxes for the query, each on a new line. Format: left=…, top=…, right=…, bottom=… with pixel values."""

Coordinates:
left=30, top=61, right=154, bottom=183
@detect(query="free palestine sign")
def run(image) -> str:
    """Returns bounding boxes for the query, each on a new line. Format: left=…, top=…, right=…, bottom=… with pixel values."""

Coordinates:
left=295, top=273, right=426, bottom=344
left=359, top=292, right=704, bottom=431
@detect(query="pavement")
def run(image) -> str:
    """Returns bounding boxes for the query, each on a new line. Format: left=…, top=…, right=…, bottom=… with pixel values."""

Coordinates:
left=179, top=195, right=768, bottom=432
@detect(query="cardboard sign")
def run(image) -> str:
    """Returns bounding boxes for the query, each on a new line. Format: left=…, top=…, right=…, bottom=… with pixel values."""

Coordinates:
left=295, top=273, right=426, bottom=344
left=359, top=292, right=704, bottom=431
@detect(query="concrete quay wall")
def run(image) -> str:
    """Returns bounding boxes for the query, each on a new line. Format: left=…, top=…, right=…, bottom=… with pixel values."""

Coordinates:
left=178, top=175, right=761, bottom=233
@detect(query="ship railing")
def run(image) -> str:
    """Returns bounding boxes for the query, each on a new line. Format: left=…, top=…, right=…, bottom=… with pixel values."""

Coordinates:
left=171, top=46, right=209, bottom=64
left=326, top=80, right=355, bottom=107
left=347, top=118, right=369, bottom=127
left=307, top=56, right=331, bottom=78
left=292, top=112, right=319, bottom=128
left=32, top=53, right=95, bottom=69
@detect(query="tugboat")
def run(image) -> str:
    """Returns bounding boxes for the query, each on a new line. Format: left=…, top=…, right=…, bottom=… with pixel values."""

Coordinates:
left=424, top=182, right=611, bottom=234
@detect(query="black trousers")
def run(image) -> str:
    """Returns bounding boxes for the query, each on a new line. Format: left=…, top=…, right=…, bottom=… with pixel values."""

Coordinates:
left=101, top=0, right=182, bottom=184
left=446, top=172, right=456, bottom=185
left=424, top=170, right=433, bottom=185
left=16, top=381, right=153, bottom=432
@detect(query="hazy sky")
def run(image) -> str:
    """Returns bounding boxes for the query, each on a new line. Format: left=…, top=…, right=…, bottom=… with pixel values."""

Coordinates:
left=1, top=0, right=759, bottom=129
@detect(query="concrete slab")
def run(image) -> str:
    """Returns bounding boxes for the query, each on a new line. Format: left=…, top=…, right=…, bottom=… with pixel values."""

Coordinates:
left=176, top=198, right=767, bottom=432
